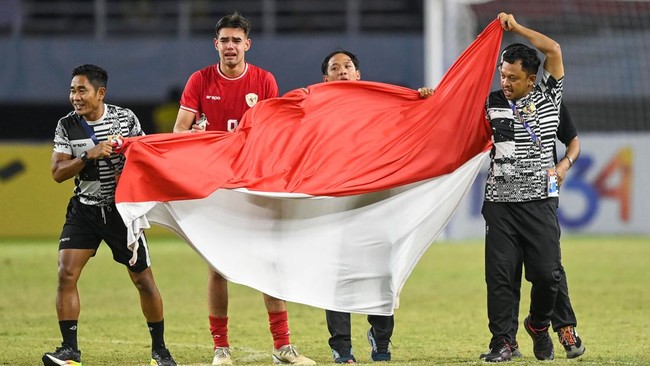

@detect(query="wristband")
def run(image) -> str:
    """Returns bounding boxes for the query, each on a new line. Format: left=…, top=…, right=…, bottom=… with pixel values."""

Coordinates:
left=80, top=151, right=90, bottom=164
left=565, top=155, right=574, bottom=167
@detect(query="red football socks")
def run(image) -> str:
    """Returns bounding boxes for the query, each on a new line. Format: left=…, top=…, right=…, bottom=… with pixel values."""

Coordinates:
left=268, top=311, right=291, bottom=349
left=209, top=315, right=229, bottom=349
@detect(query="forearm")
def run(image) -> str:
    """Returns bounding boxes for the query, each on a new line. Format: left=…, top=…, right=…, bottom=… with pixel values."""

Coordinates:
left=51, top=143, right=112, bottom=183
left=563, top=137, right=580, bottom=166
left=173, top=109, right=197, bottom=133
left=51, top=157, right=84, bottom=183
left=512, top=24, right=560, bottom=58
left=498, top=12, right=563, bottom=78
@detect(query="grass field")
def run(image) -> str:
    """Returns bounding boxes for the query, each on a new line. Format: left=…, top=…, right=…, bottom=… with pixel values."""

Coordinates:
left=1, top=235, right=648, bottom=365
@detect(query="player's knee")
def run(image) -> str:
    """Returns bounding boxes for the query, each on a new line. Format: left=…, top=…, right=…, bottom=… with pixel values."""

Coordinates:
left=130, top=269, right=159, bottom=294
left=57, top=265, right=80, bottom=287
left=527, top=269, right=561, bottom=286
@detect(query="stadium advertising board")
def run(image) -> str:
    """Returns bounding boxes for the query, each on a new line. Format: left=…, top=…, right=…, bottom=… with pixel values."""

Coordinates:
left=445, top=133, right=650, bottom=239
left=1, top=133, right=649, bottom=238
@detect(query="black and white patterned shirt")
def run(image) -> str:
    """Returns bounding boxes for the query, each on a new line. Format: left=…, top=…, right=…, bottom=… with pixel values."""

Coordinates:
left=53, top=104, right=143, bottom=206
left=484, top=70, right=563, bottom=202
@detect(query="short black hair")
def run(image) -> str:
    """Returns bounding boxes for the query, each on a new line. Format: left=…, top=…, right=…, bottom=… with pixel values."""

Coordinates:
left=321, top=49, right=360, bottom=75
left=71, top=64, right=108, bottom=90
left=500, top=43, right=541, bottom=75
left=215, top=11, right=251, bottom=38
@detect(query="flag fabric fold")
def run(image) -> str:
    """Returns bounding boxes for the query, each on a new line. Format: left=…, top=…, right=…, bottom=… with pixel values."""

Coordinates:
left=116, top=20, right=503, bottom=315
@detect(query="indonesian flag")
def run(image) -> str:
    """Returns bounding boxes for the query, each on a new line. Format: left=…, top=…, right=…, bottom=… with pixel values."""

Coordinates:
left=116, top=20, right=502, bottom=315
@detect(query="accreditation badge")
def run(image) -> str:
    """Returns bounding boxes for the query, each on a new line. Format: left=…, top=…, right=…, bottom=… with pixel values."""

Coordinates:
left=547, top=168, right=559, bottom=197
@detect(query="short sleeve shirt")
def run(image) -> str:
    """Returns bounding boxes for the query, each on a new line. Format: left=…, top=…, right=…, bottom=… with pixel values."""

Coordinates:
left=179, top=63, right=279, bottom=132
left=53, top=104, right=144, bottom=206
left=484, top=70, right=564, bottom=202
left=553, top=102, right=578, bottom=164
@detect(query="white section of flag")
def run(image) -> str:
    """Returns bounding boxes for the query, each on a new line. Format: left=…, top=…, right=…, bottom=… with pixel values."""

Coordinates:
left=117, top=151, right=488, bottom=315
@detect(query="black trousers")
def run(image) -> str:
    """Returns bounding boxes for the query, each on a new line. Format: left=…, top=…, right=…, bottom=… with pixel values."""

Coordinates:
left=511, top=258, right=578, bottom=340
left=326, top=310, right=394, bottom=352
left=482, top=199, right=562, bottom=346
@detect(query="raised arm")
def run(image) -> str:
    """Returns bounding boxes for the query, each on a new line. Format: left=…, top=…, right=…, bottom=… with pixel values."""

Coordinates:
left=498, top=12, right=563, bottom=81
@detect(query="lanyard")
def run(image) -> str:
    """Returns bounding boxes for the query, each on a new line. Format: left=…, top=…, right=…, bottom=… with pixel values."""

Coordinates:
left=75, top=114, right=99, bottom=145
left=75, top=113, right=115, bottom=170
left=509, top=100, right=543, bottom=150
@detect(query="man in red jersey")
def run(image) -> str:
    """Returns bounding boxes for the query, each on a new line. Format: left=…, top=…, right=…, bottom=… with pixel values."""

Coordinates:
left=173, top=12, right=315, bottom=366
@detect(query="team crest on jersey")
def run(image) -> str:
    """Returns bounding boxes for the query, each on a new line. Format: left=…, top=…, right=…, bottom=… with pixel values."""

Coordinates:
left=245, top=93, right=258, bottom=107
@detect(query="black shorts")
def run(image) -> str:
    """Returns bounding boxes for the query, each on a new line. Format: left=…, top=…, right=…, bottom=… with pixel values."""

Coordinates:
left=58, top=196, right=151, bottom=272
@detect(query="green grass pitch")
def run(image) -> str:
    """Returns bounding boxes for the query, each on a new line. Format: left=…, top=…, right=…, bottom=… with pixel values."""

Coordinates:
left=1, top=235, right=648, bottom=365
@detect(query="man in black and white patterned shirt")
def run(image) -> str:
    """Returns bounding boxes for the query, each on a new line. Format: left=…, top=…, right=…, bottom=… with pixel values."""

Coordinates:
left=479, top=101, right=586, bottom=362
left=480, top=13, right=580, bottom=363
left=43, top=64, right=176, bottom=366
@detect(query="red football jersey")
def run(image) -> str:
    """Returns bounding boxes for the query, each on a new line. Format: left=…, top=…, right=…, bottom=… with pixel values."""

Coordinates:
left=180, top=63, right=279, bottom=132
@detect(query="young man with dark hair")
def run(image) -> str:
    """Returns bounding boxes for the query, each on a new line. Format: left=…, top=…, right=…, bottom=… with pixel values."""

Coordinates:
left=173, top=12, right=315, bottom=366
left=44, top=64, right=176, bottom=366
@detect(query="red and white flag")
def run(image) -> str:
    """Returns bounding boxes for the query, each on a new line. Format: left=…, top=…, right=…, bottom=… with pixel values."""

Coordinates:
left=116, top=20, right=502, bottom=315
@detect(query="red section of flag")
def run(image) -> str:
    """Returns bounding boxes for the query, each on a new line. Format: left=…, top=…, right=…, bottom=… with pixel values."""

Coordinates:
left=116, top=20, right=502, bottom=203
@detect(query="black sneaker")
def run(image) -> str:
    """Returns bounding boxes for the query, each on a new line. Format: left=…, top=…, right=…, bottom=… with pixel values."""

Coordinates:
left=151, top=347, right=177, bottom=366
left=332, top=348, right=357, bottom=364
left=42, top=345, right=82, bottom=366
left=524, top=316, right=554, bottom=360
left=480, top=340, right=521, bottom=359
left=557, top=325, right=586, bottom=359
left=510, top=341, right=523, bottom=358
left=482, top=339, right=512, bottom=363
left=367, top=328, right=391, bottom=361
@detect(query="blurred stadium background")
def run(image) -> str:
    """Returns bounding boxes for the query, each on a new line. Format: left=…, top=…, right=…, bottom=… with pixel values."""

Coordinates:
left=1, top=0, right=649, bottom=239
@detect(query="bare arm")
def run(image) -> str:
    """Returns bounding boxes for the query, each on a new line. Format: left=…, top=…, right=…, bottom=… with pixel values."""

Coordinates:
left=556, top=136, right=580, bottom=186
left=498, top=12, right=563, bottom=81
left=173, top=108, right=204, bottom=133
left=51, top=142, right=113, bottom=183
